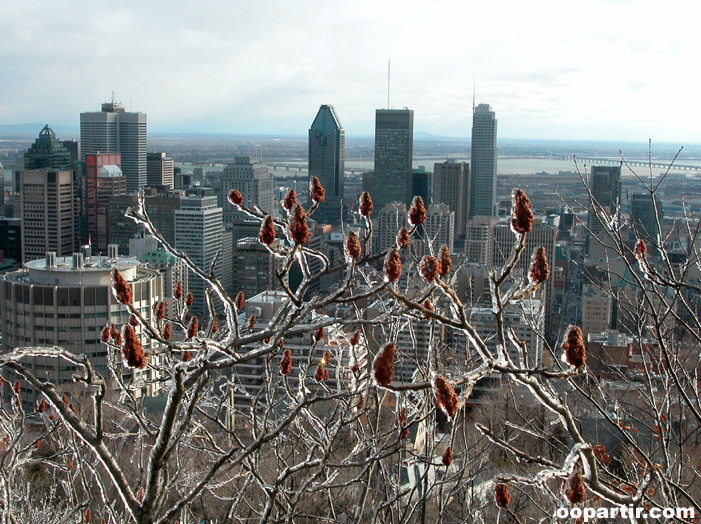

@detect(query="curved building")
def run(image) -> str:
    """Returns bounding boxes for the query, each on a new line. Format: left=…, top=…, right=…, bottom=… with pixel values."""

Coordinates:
left=0, top=248, right=162, bottom=407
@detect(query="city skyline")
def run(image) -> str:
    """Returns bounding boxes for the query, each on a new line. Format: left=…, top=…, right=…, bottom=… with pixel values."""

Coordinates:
left=2, top=1, right=700, bottom=144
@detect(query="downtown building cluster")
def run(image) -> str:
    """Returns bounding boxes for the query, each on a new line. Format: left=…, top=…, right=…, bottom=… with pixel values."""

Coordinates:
left=0, top=96, right=670, bottom=408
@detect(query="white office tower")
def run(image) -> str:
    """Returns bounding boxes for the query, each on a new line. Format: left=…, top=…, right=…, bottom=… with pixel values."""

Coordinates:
left=81, top=101, right=147, bottom=192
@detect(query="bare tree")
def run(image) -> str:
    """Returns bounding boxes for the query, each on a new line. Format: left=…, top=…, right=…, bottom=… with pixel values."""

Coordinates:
left=0, top=168, right=699, bottom=523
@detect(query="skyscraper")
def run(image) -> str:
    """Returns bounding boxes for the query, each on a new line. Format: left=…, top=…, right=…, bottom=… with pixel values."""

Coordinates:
left=469, top=104, right=497, bottom=218
left=83, top=153, right=126, bottom=254
left=433, top=159, right=470, bottom=236
left=174, top=192, right=223, bottom=317
left=80, top=101, right=147, bottom=192
left=147, top=152, right=175, bottom=189
left=19, top=169, right=77, bottom=262
left=587, top=165, right=622, bottom=257
left=221, top=157, right=274, bottom=225
left=309, top=105, right=345, bottom=223
left=630, top=192, right=663, bottom=241
left=23, top=125, right=72, bottom=170
left=374, top=109, right=414, bottom=210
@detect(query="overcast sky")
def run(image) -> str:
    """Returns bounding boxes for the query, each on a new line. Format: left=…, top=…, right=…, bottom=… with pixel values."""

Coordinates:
left=1, top=0, right=697, bottom=143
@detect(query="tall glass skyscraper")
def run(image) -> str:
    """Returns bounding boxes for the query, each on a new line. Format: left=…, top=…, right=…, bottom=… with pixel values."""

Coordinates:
left=469, top=104, right=497, bottom=218
left=308, top=105, right=345, bottom=224
left=80, top=102, right=147, bottom=192
left=373, top=109, right=414, bottom=210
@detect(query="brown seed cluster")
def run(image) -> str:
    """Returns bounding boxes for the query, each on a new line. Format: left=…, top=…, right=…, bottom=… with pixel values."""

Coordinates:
left=408, top=196, right=426, bottom=226
left=315, top=361, right=329, bottom=382
left=563, top=325, right=586, bottom=369
left=495, top=483, right=511, bottom=507
left=438, top=245, right=451, bottom=277
left=310, top=176, right=325, bottom=203
left=422, top=299, right=434, bottom=318
left=162, top=322, right=172, bottom=340
left=399, top=408, right=409, bottom=439
left=156, top=301, right=166, bottom=320
left=349, top=330, right=361, bottom=346
left=373, top=342, right=396, bottom=387
left=565, top=472, right=587, bottom=504
left=259, top=215, right=276, bottom=245
left=112, top=269, right=133, bottom=305
left=442, top=447, right=453, bottom=467
left=187, top=317, right=199, bottom=339
left=433, top=375, right=459, bottom=418
left=529, top=247, right=550, bottom=284
left=289, top=204, right=310, bottom=244
left=383, top=248, right=402, bottom=283
left=100, top=326, right=110, bottom=343
left=280, top=348, right=293, bottom=375
left=511, top=189, right=534, bottom=235
left=174, top=282, right=183, bottom=300
left=185, top=293, right=194, bottom=307
left=396, top=227, right=410, bottom=249
left=345, top=231, right=362, bottom=260
left=419, top=255, right=441, bottom=282
left=110, top=324, right=121, bottom=346
left=359, top=192, right=373, bottom=217
left=122, top=324, right=146, bottom=369
left=227, top=189, right=243, bottom=206
left=313, top=326, right=325, bottom=342
left=129, top=315, right=139, bottom=327
left=635, top=238, right=647, bottom=259
left=283, top=188, right=297, bottom=211
left=235, top=291, right=245, bottom=310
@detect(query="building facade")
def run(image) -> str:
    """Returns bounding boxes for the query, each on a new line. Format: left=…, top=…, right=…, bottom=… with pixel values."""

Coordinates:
left=433, top=159, right=470, bottom=236
left=20, top=169, right=77, bottom=262
left=309, top=105, right=345, bottom=224
left=80, top=102, right=147, bottom=192
left=221, top=157, right=275, bottom=225
left=469, top=104, right=497, bottom=218
left=0, top=252, right=162, bottom=407
left=174, top=194, right=223, bottom=316
left=373, top=109, right=414, bottom=209
left=147, top=152, right=175, bottom=189
left=83, top=153, right=126, bottom=254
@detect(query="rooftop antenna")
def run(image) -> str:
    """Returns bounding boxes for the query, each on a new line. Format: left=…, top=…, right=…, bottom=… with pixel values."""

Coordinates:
left=472, top=78, right=476, bottom=113
left=387, top=59, right=391, bottom=109
left=111, top=91, right=115, bottom=104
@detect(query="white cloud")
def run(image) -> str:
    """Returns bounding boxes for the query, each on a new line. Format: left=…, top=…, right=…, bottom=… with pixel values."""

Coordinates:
left=0, top=0, right=698, bottom=143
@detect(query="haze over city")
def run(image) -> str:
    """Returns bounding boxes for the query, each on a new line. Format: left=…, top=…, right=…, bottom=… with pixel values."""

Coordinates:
left=2, top=0, right=699, bottom=143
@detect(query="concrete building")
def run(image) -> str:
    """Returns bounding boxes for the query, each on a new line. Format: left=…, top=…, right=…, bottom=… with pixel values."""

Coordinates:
left=174, top=193, right=223, bottom=316
left=221, top=157, right=275, bottom=225
left=581, top=284, right=613, bottom=339
left=469, top=104, right=497, bottom=218
left=20, top=169, right=77, bottom=262
left=139, top=248, right=188, bottom=318
left=108, top=188, right=183, bottom=255
left=630, top=192, right=663, bottom=242
left=373, top=109, right=414, bottom=209
left=374, top=202, right=407, bottom=254
left=309, top=105, right=345, bottom=224
left=232, top=237, right=277, bottom=297
left=423, top=203, right=455, bottom=256
left=147, top=152, right=175, bottom=189
left=83, top=153, right=126, bottom=254
left=465, top=217, right=498, bottom=264
left=0, top=218, right=22, bottom=263
left=0, top=251, right=163, bottom=408
left=433, top=160, right=469, bottom=236
left=80, top=101, right=147, bottom=192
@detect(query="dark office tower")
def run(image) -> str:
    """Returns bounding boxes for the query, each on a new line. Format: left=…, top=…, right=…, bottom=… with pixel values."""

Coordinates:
left=61, top=140, right=81, bottom=170
left=83, top=153, right=126, bottom=254
left=434, top=159, right=470, bottom=236
left=23, top=125, right=72, bottom=170
left=19, top=169, right=76, bottom=262
left=81, top=101, right=147, bottom=192
left=587, top=165, right=621, bottom=234
left=309, top=105, right=345, bottom=224
left=374, top=109, right=414, bottom=209
left=147, top=152, right=175, bottom=189
left=630, top=193, right=663, bottom=241
left=221, top=157, right=274, bottom=226
left=469, top=104, right=497, bottom=218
